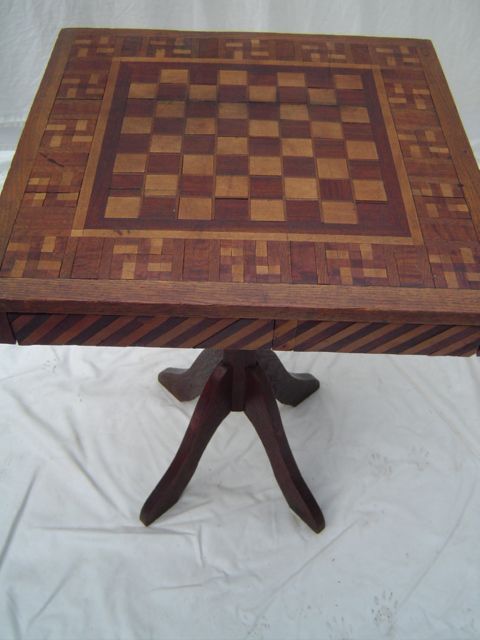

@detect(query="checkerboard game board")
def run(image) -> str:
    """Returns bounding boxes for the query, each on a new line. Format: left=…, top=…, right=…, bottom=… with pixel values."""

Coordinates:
left=83, top=61, right=406, bottom=237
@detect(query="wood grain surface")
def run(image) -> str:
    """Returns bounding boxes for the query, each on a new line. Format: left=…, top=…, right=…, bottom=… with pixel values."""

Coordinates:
left=0, top=28, right=479, bottom=352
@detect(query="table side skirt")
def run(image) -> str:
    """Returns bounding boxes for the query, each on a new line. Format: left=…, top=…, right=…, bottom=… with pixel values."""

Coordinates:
left=4, top=312, right=479, bottom=356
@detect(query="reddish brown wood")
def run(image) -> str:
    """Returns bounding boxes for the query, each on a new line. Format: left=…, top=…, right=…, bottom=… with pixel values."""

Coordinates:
left=158, top=349, right=222, bottom=401
left=0, top=29, right=74, bottom=261
left=0, top=312, right=15, bottom=344
left=2, top=279, right=480, bottom=327
left=142, top=349, right=324, bottom=532
left=140, top=362, right=232, bottom=526
left=257, top=350, right=320, bottom=406
left=159, top=349, right=321, bottom=406
left=244, top=362, right=325, bottom=533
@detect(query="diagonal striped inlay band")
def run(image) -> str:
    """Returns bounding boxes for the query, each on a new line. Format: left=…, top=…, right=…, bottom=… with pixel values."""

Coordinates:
left=6, top=313, right=480, bottom=356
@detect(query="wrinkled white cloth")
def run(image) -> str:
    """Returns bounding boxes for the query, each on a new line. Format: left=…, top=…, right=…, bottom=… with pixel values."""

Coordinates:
left=0, top=345, right=479, bottom=640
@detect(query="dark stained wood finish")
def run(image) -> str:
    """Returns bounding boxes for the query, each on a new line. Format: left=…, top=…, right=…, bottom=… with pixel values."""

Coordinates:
left=142, top=349, right=324, bottom=532
left=160, top=349, right=322, bottom=405
left=141, top=362, right=232, bottom=526
left=256, top=350, right=320, bottom=406
left=158, top=349, right=222, bottom=400
left=0, top=312, right=15, bottom=344
left=244, top=361, right=324, bottom=532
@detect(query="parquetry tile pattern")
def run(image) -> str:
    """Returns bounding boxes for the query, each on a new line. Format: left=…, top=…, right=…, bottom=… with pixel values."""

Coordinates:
left=1, top=32, right=479, bottom=290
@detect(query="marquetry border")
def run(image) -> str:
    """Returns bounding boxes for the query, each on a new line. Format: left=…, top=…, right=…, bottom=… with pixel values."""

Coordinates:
left=7, top=311, right=480, bottom=355
left=0, top=30, right=73, bottom=261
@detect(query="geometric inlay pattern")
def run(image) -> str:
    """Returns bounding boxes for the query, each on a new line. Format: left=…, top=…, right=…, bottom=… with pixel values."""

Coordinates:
left=1, top=28, right=480, bottom=303
left=81, top=61, right=410, bottom=238
left=8, top=312, right=480, bottom=357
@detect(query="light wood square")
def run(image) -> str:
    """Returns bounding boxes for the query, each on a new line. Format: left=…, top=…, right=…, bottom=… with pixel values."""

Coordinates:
left=340, top=106, right=370, bottom=123
left=308, top=88, right=337, bottom=105
left=189, top=84, right=217, bottom=100
left=353, top=179, right=387, bottom=201
left=160, top=69, right=188, bottom=83
left=105, top=196, right=141, bottom=218
left=215, top=176, right=249, bottom=198
left=145, top=174, right=178, bottom=196
left=284, top=177, right=318, bottom=199
left=185, top=118, right=216, bottom=135
left=322, top=201, right=358, bottom=224
left=178, top=197, right=212, bottom=219
left=346, top=140, right=379, bottom=160
left=277, top=72, right=306, bottom=86
left=248, top=86, right=277, bottom=102
left=249, top=156, right=282, bottom=176
left=113, top=153, right=147, bottom=173
left=156, top=102, right=185, bottom=117
left=182, top=154, right=214, bottom=175
left=219, top=70, right=248, bottom=85
left=281, top=138, right=313, bottom=157
left=311, top=121, right=343, bottom=139
left=217, top=137, right=248, bottom=154
left=121, top=117, right=152, bottom=134
left=249, top=120, right=279, bottom=137
left=150, top=135, right=182, bottom=153
left=129, top=83, right=157, bottom=99
left=250, top=199, right=285, bottom=221
left=218, top=103, right=248, bottom=118
left=334, top=74, right=363, bottom=90
left=280, top=104, right=309, bottom=120
left=316, top=158, right=349, bottom=179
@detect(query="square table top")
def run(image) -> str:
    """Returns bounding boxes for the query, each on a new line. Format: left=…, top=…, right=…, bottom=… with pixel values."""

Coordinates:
left=0, top=28, right=480, bottom=354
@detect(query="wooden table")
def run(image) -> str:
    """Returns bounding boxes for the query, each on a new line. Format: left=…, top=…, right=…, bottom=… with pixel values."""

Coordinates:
left=1, top=29, right=479, bottom=533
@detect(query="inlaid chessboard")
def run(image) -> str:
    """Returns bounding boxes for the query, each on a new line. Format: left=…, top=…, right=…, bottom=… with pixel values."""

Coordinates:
left=1, top=29, right=480, bottom=354
left=81, top=60, right=410, bottom=239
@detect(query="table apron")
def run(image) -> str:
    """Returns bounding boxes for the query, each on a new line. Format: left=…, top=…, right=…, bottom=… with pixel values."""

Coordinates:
left=4, top=312, right=480, bottom=356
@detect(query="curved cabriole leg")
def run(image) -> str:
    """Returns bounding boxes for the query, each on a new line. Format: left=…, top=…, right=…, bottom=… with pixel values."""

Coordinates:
left=158, top=349, right=223, bottom=402
left=244, top=363, right=325, bottom=533
left=140, top=363, right=232, bottom=526
left=257, top=350, right=320, bottom=407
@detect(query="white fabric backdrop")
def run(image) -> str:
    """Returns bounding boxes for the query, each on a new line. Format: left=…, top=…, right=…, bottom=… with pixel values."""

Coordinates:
left=1, top=2, right=480, bottom=639
left=1, top=344, right=479, bottom=640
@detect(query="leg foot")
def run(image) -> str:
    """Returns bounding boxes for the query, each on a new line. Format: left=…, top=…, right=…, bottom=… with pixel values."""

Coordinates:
left=158, top=349, right=222, bottom=401
left=257, top=350, right=320, bottom=407
left=244, top=363, right=325, bottom=533
left=141, top=362, right=231, bottom=526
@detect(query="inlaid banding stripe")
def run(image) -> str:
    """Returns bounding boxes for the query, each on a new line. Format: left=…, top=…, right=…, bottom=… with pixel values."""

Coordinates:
left=6, top=313, right=480, bottom=356
left=275, top=320, right=480, bottom=356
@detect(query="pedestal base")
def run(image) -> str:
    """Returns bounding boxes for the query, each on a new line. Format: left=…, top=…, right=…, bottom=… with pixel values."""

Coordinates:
left=140, top=349, right=324, bottom=533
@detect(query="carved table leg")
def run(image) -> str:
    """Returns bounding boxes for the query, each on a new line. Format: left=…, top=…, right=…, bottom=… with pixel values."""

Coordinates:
left=140, top=363, right=232, bottom=526
left=144, top=349, right=324, bottom=532
left=158, top=349, right=222, bottom=401
left=257, top=350, right=320, bottom=406
left=244, top=363, right=325, bottom=533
